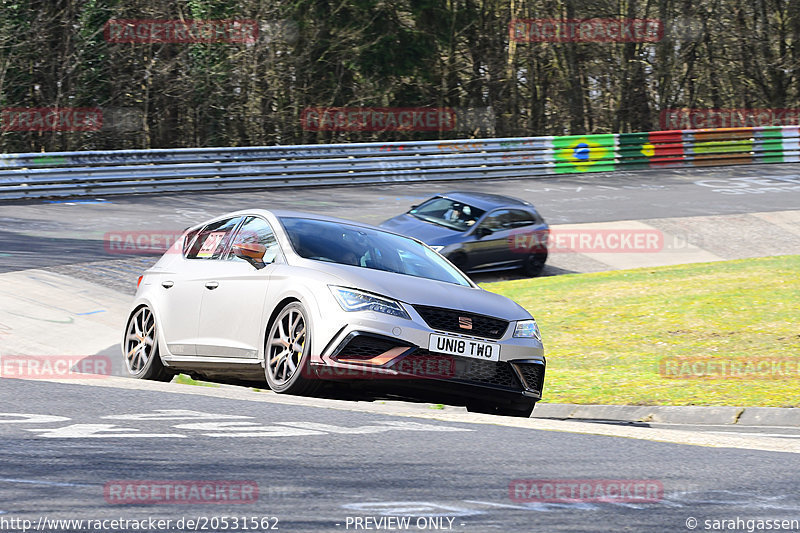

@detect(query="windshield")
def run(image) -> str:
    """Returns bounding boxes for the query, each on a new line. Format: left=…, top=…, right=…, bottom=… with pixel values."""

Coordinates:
left=280, top=217, right=472, bottom=287
left=409, top=197, right=486, bottom=231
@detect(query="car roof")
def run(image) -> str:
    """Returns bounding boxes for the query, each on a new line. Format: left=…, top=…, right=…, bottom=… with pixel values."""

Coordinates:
left=438, top=191, right=533, bottom=211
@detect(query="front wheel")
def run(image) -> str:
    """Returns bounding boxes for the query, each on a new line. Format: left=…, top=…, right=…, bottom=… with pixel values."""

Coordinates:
left=123, top=306, right=173, bottom=381
left=264, top=302, right=320, bottom=395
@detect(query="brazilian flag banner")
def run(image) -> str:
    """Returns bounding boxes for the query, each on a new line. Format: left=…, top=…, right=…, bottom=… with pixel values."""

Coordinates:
left=551, top=134, right=616, bottom=173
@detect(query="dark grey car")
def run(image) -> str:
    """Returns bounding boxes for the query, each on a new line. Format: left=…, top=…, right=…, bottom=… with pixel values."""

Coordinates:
left=380, top=191, right=549, bottom=276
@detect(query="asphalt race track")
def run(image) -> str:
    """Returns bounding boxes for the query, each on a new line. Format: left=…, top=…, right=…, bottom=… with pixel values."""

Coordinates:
left=1, top=164, right=800, bottom=532
left=2, top=378, right=800, bottom=533
left=2, top=163, right=800, bottom=276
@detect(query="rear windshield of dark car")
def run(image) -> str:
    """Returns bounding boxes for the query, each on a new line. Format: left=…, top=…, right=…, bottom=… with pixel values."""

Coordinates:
left=279, top=217, right=472, bottom=287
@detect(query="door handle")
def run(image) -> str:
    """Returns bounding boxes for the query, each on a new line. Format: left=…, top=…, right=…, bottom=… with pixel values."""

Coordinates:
left=161, top=281, right=174, bottom=289
left=204, top=281, right=219, bottom=290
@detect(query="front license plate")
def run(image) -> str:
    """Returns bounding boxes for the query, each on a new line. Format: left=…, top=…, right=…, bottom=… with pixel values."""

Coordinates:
left=428, top=334, right=500, bottom=362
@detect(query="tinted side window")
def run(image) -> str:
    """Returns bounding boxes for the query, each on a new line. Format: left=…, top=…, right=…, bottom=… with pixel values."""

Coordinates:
left=185, top=217, right=241, bottom=260
left=507, top=209, right=538, bottom=228
left=479, top=210, right=511, bottom=232
left=182, top=228, right=200, bottom=255
left=227, top=216, right=280, bottom=263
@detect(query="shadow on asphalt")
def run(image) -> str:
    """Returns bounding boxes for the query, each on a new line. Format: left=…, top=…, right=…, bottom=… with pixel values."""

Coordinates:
left=90, top=344, right=492, bottom=410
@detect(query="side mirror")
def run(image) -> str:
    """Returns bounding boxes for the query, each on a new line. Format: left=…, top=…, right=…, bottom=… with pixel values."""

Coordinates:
left=474, top=226, right=491, bottom=238
left=233, top=243, right=267, bottom=269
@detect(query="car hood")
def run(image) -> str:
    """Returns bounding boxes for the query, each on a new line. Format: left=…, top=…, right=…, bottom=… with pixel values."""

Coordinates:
left=298, top=259, right=532, bottom=321
left=379, top=214, right=461, bottom=245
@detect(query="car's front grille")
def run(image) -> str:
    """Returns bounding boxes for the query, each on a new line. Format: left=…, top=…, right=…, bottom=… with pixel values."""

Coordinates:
left=412, top=305, right=509, bottom=340
left=394, top=350, right=521, bottom=390
left=333, top=335, right=411, bottom=361
left=513, top=362, right=545, bottom=393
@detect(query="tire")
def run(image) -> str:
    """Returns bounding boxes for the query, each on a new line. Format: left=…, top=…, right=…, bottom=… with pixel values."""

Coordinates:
left=123, top=306, right=173, bottom=381
left=264, top=302, right=320, bottom=396
left=522, top=251, right=547, bottom=277
left=466, top=399, right=536, bottom=418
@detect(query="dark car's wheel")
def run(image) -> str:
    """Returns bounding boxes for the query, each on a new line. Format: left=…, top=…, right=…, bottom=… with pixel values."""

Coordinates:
left=466, top=399, right=536, bottom=418
left=124, top=306, right=173, bottom=381
left=265, top=302, right=320, bottom=395
left=522, top=251, right=547, bottom=277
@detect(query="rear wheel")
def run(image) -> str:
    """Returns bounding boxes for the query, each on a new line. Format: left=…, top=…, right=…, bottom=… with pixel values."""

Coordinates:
left=466, top=399, right=536, bottom=418
left=123, top=306, right=173, bottom=381
left=522, top=251, right=547, bottom=277
left=265, top=302, right=320, bottom=395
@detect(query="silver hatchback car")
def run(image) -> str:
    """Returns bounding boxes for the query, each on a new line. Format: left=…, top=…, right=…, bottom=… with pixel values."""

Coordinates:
left=123, top=209, right=546, bottom=416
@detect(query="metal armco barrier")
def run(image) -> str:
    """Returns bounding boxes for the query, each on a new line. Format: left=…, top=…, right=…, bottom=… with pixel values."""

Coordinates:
left=1, top=125, right=798, bottom=200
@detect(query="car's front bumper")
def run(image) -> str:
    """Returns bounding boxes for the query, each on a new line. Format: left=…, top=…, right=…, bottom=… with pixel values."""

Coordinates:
left=312, top=308, right=546, bottom=400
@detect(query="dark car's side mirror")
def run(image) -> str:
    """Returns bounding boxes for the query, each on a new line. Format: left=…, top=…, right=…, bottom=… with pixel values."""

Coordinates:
left=233, top=243, right=267, bottom=269
left=474, top=226, right=492, bottom=238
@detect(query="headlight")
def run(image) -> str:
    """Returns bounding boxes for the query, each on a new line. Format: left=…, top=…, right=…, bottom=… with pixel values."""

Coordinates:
left=428, top=245, right=444, bottom=253
left=329, top=286, right=410, bottom=319
left=513, top=319, right=542, bottom=341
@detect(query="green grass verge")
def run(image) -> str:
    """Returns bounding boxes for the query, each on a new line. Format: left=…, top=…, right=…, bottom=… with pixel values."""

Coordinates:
left=483, top=255, right=800, bottom=407
left=174, top=374, right=219, bottom=388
